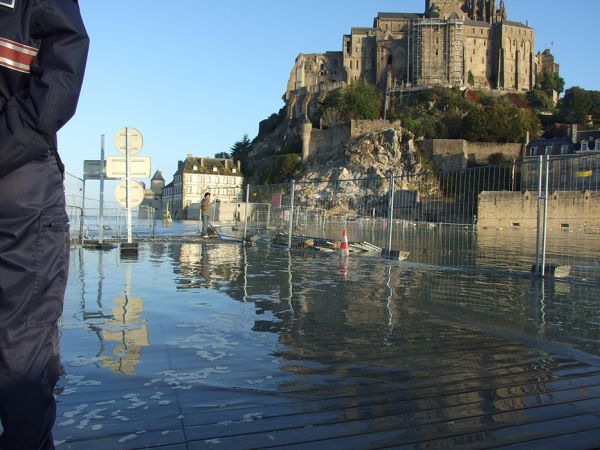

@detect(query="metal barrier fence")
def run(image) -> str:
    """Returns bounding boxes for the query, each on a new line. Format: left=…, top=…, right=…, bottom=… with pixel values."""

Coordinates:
left=64, top=153, right=599, bottom=280
left=64, top=172, right=157, bottom=243
left=239, top=154, right=599, bottom=280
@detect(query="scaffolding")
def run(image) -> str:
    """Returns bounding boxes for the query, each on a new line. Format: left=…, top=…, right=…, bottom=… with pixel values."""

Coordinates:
left=408, top=18, right=465, bottom=87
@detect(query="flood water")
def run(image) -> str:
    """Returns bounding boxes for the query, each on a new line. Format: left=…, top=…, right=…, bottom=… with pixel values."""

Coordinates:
left=52, top=237, right=600, bottom=448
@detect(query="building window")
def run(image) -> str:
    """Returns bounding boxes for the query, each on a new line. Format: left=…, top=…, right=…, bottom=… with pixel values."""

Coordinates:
left=596, top=139, right=600, bottom=151
left=561, top=145, right=569, bottom=155
left=545, top=146, right=552, bottom=155
left=581, top=140, right=589, bottom=151
left=531, top=147, right=538, bottom=156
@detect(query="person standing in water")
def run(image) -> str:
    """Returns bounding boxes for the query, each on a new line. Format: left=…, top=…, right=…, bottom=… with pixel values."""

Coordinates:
left=0, top=0, right=89, bottom=448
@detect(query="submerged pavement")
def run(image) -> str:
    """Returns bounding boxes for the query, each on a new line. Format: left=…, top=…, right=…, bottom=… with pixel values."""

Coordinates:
left=52, top=241, right=600, bottom=449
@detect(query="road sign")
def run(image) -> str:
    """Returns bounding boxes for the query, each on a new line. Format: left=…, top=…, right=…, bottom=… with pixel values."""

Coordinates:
left=115, top=181, right=145, bottom=208
left=106, top=156, right=151, bottom=179
left=114, top=127, right=143, bottom=156
left=84, top=159, right=120, bottom=181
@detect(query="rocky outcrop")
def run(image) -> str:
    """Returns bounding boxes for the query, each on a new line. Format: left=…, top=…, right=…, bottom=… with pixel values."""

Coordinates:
left=296, top=127, right=441, bottom=215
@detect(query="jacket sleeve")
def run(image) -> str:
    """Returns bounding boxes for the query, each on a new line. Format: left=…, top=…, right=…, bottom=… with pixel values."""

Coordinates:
left=0, top=0, right=89, bottom=178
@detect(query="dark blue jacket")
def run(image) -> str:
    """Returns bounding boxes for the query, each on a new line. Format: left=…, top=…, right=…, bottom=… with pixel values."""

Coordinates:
left=0, top=0, right=89, bottom=177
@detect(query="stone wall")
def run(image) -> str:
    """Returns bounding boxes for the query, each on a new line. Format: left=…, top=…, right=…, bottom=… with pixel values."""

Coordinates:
left=466, top=142, right=523, bottom=164
left=477, top=190, right=600, bottom=231
left=308, top=124, right=351, bottom=157
left=420, top=139, right=524, bottom=170
left=306, top=119, right=402, bottom=159
left=350, top=119, right=402, bottom=138
left=420, top=139, right=467, bottom=170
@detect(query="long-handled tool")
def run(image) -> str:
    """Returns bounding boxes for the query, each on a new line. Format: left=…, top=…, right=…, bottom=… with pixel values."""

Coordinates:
left=207, top=220, right=223, bottom=240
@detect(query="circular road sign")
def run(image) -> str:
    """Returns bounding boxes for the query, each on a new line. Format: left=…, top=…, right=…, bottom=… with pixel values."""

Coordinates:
left=114, top=127, right=143, bottom=156
left=115, top=181, right=145, bottom=208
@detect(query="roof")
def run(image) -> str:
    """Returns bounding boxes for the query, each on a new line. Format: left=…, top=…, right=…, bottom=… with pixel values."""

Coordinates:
left=578, top=130, right=600, bottom=141
left=151, top=170, right=165, bottom=181
left=528, top=138, right=572, bottom=148
left=377, top=12, right=423, bottom=20
left=182, top=156, right=242, bottom=176
left=502, top=20, right=532, bottom=30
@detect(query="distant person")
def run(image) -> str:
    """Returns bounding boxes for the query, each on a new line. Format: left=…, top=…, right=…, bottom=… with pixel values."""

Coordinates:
left=0, top=1, right=89, bottom=449
left=201, top=192, right=212, bottom=237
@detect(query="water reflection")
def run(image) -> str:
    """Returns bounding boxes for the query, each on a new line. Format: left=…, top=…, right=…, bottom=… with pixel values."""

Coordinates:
left=156, top=241, right=600, bottom=358
left=66, top=250, right=150, bottom=375
left=56, top=240, right=600, bottom=446
left=100, top=263, right=149, bottom=375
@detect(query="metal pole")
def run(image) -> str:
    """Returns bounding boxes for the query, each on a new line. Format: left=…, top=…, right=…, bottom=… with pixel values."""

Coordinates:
left=126, top=128, right=132, bottom=244
left=81, top=180, right=86, bottom=244
left=99, top=135, right=106, bottom=244
left=243, top=183, right=250, bottom=241
left=288, top=180, right=295, bottom=250
left=541, top=155, right=550, bottom=277
left=534, top=156, right=543, bottom=276
left=387, top=173, right=395, bottom=257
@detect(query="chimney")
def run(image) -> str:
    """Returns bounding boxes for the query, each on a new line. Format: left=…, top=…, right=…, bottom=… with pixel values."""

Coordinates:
left=570, top=123, right=578, bottom=144
left=237, top=160, right=241, bottom=172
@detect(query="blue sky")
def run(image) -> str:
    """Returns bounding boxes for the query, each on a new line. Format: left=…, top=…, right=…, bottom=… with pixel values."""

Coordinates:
left=61, top=0, right=600, bottom=184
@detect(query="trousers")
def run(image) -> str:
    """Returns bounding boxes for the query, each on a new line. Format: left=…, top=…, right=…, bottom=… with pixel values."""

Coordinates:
left=0, top=154, right=70, bottom=450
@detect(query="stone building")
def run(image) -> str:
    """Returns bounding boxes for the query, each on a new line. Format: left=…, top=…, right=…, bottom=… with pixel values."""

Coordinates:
left=286, top=0, right=551, bottom=120
left=161, top=155, right=244, bottom=220
left=139, top=170, right=166, bottom=218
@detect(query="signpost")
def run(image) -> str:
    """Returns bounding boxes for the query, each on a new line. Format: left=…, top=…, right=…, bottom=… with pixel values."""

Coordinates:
left=106, top=156, right=151, bottom=179
left=114, top=181, right=145, bottom=207
left=113, top=127, right=147, bottom=257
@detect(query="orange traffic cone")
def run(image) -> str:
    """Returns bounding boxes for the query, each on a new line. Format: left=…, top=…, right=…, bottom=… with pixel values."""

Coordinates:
left=340, top=229, right=350, bottom=255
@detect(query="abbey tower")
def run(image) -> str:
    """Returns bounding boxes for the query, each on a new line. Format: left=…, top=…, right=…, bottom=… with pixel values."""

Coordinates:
left=286, top=0, right=547, bottom=121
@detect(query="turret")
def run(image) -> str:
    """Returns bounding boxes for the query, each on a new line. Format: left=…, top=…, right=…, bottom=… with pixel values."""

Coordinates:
left=150, top=170, right=165, bottom=194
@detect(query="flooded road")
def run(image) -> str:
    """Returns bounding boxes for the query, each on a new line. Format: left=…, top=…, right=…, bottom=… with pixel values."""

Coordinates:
left=54, top=241, right=600, bottom=448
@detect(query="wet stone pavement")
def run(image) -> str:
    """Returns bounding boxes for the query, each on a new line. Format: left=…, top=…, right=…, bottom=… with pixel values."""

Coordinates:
left=49, top=241, right=600, bottom=449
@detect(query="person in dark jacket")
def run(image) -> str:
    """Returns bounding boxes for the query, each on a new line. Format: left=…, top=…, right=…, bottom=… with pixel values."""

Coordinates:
left=0, top=1, right=89, bottom=449
left=200, top=192, right=212, bottom=237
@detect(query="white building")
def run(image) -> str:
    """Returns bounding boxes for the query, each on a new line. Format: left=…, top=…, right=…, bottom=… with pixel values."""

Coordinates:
left=162, top=155, right=244, bottom=220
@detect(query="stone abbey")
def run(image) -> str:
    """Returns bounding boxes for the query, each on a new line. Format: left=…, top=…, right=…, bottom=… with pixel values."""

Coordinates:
left=286, top=0, right=556, bottom=118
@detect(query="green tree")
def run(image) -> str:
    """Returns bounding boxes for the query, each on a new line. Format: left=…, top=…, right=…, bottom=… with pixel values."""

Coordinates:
left=230, top=134, right=253, bottom=175
left=214, top=152, right=229, bottom=159
left=463, top=101, right=540, bottom=143
left=527, top=89, right=553, bottom=111
left=539, top=70, right=565, bottom=94
left=559, top=87, right=594, bottom=125
left=320, top=80, right=383, bottom=122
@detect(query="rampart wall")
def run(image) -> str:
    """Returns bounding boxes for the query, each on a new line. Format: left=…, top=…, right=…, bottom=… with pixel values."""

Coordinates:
left=307, top=120, right=402, bottom=158
left=478, top=190, right=600, bottom=231
left=420, top=139, right=524, bottom=170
